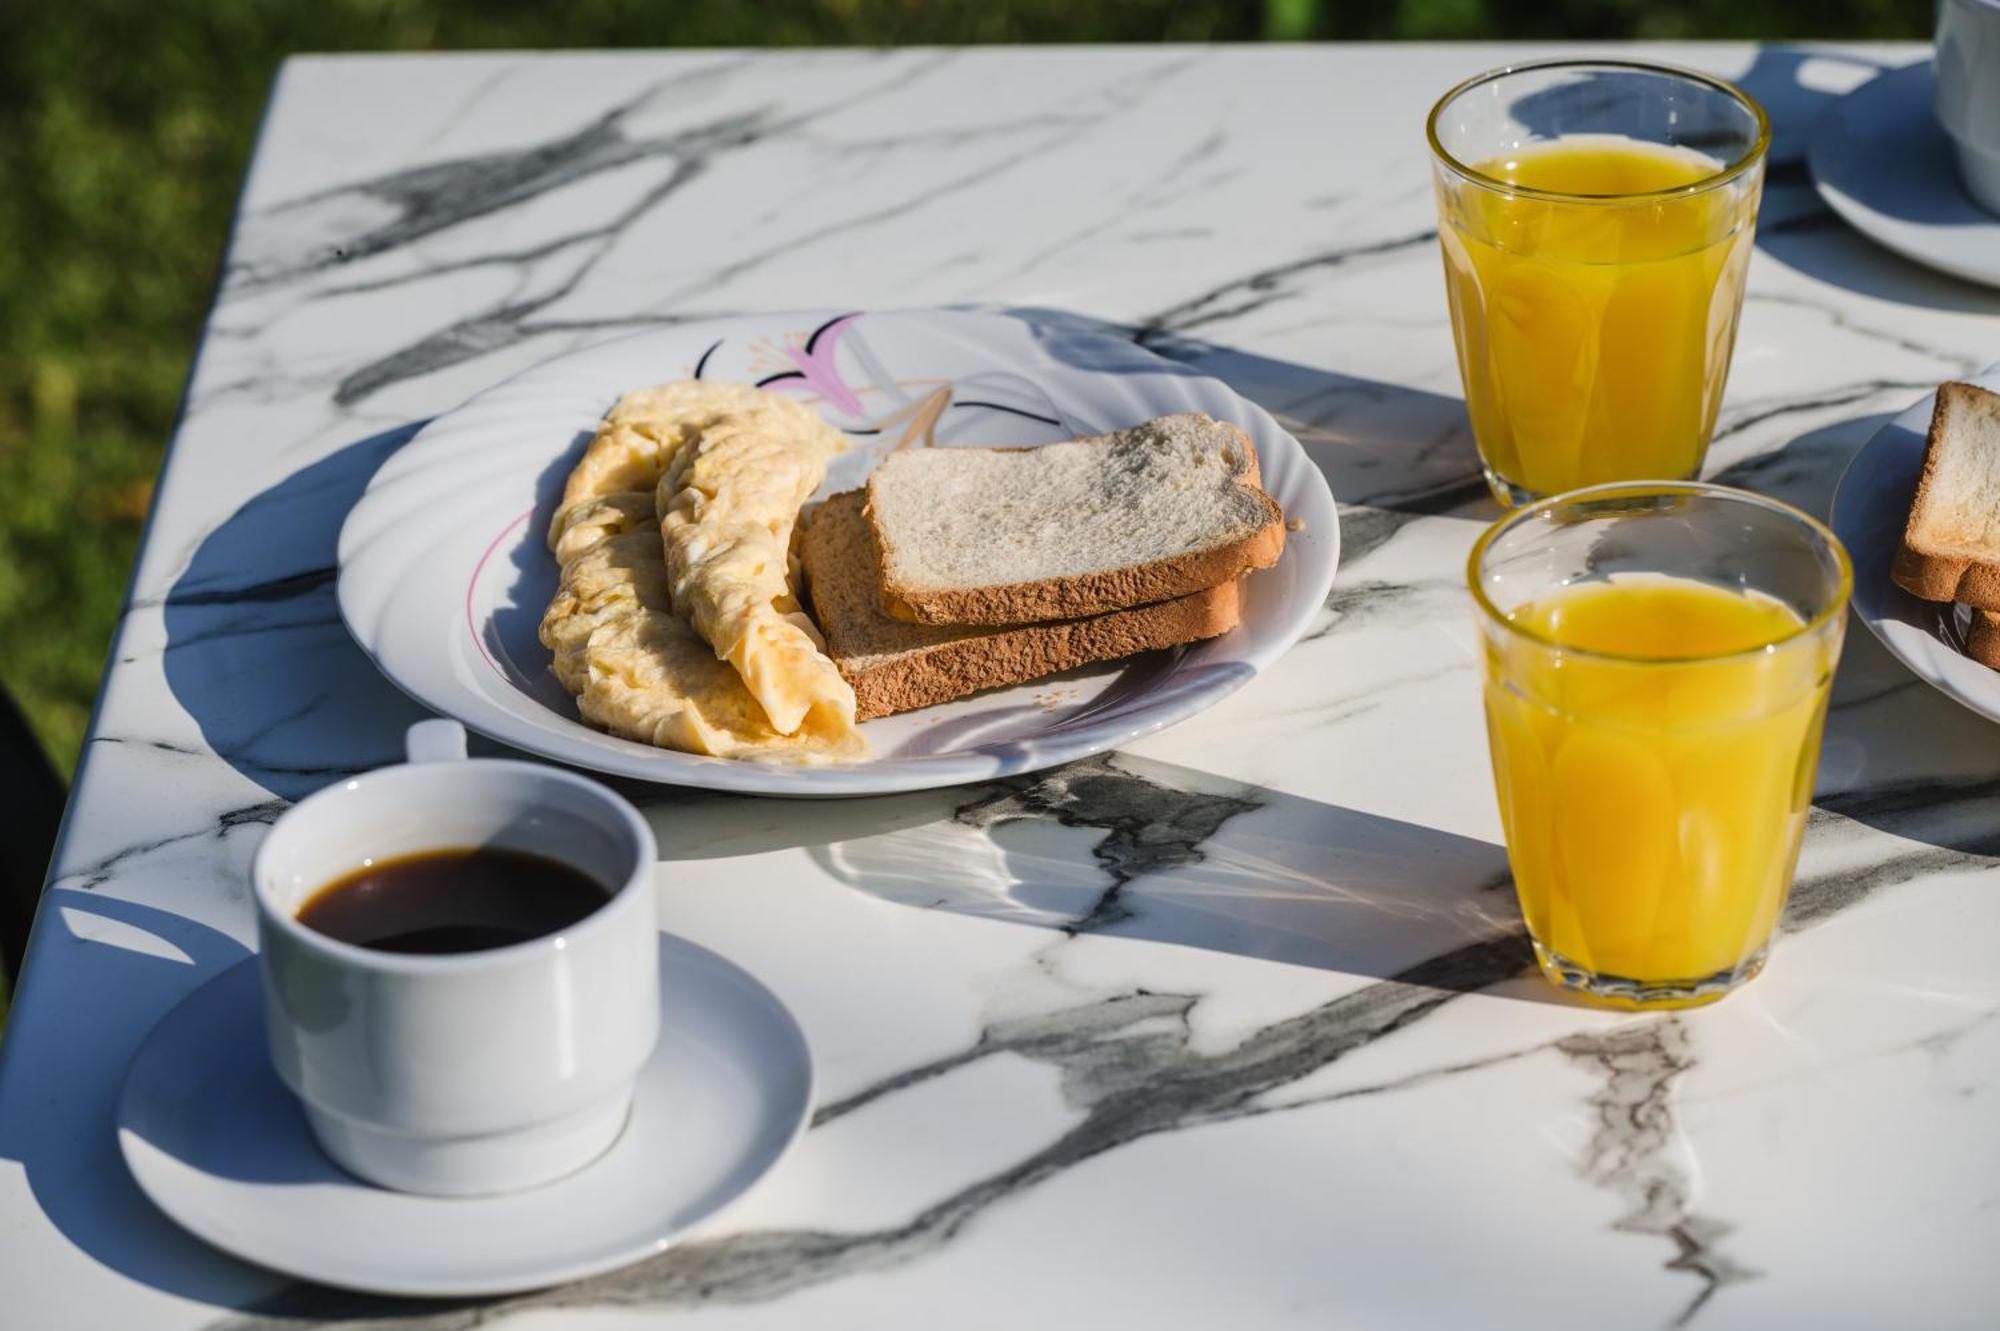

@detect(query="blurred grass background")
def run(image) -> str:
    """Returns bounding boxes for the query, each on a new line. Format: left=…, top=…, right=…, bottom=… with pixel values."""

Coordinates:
left=0, top=0, right=1931, bottom=784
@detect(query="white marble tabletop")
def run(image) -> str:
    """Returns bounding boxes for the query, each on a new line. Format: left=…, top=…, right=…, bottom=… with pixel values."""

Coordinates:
left=4, top=41, right=1998, bottom=1331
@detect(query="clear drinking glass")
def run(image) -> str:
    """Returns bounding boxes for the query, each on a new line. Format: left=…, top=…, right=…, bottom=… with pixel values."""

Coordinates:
left=1429, top=61, right=1770, bottom=507
left=1470, top=483, right=1850, bottom=1009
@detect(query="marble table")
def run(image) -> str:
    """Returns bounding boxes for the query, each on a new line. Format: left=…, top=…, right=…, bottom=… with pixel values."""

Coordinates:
left=3, top=41, right=1997, bottom=1331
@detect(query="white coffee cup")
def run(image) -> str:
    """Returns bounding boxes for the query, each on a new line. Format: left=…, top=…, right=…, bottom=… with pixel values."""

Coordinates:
left=250, top=719, right=660, bottom=1196
left=1937, top=0, right=2000, bottom=215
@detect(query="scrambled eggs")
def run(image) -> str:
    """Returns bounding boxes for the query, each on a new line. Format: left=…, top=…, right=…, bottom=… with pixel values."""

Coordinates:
left=657, top=404, right=853, bottom=738
left=538, top=381, right=860, bottom=762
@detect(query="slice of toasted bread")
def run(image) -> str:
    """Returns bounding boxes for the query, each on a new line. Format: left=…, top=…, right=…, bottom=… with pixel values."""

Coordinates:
left=863, top=412, right=1284, bottom=626
left=801, top=490, right=1240, bottom=721
left=1965, top=608, right=2000, bottom=670
left=1892, top=381, right=2000, bottom=607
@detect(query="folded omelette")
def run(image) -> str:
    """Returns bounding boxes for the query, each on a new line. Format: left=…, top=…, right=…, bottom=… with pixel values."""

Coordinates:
left=539, top=381, right=860, bottom=762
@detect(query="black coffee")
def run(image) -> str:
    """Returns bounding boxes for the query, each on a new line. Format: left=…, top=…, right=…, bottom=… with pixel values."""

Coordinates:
left=297, top=847, right=610, bottom=955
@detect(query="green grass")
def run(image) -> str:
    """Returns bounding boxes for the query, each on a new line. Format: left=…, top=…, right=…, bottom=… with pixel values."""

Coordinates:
left=0, top=0, right=1931, bottom=779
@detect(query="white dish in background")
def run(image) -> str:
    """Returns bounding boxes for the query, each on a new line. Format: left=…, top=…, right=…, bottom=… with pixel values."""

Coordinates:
left=336, top=309, right=1340, bottom=797
left=1830, top=368, right=2000, bottom=724
left=1808, top=61, right=2000, bottom=290
left=117, top=937, right=813, bottom=1298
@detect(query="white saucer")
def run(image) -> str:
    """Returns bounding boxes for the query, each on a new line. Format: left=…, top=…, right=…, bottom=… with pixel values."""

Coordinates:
left=1830, top=367, right=2000, bottom=724
left=1809, top=61, right=2000, bottom=290
left=116, top=935, right=813, bottom=1297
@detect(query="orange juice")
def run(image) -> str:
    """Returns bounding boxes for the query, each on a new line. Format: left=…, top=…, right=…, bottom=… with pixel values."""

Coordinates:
left=1482, top=576, right=1833, bottom=1002
left=1437, top=137, right=1758, bottom=500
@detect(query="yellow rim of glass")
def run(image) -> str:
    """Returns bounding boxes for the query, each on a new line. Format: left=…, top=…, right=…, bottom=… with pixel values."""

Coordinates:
left=1426, top=57, right=1772, bottom=205
left=1465, top=481, right=1855, bottom=666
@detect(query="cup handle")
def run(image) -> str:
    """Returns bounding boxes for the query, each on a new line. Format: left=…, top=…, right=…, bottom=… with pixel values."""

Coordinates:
left=405, top=719, right=468, bottom=765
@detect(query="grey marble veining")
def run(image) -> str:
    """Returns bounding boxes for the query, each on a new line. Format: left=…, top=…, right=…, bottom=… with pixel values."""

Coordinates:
left=1555, top=1021, right=1753, bottom=1328
left=954, top=754, right=1266, bottom=934
left=3, top=41, right=1999, bottom=1331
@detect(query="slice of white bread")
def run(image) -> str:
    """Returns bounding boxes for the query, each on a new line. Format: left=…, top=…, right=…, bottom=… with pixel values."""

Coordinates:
left=1892, top=381, right=2000, bottom=608
left=802, top=491, right=1240, bottom=721
left=864, top=412, right=1284, bottom=626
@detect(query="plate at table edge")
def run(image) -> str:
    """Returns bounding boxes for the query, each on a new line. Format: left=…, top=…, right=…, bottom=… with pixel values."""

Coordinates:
left=1830, top=368, right=2000, bottom=724
left=336, top=309, right=1340, bottom=796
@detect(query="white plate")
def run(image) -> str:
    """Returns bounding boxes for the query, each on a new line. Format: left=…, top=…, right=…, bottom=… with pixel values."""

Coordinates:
left=1830, top=368, right=2000, bottom=723
left=336, top=309, right=1339, bottom=796
left=117, top=935, right=813, bottom=1298
left=1809, top=61, right=2000, bottom=290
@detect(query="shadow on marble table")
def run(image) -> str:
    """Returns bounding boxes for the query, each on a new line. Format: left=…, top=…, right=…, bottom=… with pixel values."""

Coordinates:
left=160, top=423, right=433, bottom=801
left=809, top=751, right=1550, bottom=1004
left=1802, top=563, right=2000, bottom=889
left=0, top=890, right=286, bottom=1307
left=1708, top=409, right=1895, bottom=519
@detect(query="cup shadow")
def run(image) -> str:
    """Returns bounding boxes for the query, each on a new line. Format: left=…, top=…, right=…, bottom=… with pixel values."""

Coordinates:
left=116, top=958, right=333, bottom=1187
left=807, top=751, right=1548, bottom=1002
left=1809, top=619, right=2000, bottom=877
left=0, top=891, right=280, bottom=1306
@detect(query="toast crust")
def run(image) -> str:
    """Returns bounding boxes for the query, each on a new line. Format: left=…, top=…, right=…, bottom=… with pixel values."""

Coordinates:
left=846, top=580, right=1241, bottom=720
left=867, top=421, right=1285, bottom=626
left=877, top=521, right=1280, bottom=627
left=1965, top=608, right=2000, bottom=670
left=1892, top=382, right=2000, bottom=608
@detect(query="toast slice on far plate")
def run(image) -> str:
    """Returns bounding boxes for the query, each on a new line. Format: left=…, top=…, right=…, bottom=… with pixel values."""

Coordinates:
left=864, top=413, right=1284, bottom=626
left=802, top=491, right=1240, bottom=721
left=1892, top=381, right=2000, bottom=608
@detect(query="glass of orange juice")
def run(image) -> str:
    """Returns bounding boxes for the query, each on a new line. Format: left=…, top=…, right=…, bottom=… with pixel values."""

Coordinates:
left=1429, top=62, right=1769, bottom=506
left=1470, top=483, right=1850, bottom=1008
